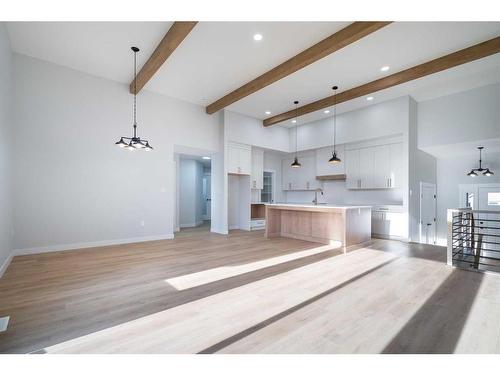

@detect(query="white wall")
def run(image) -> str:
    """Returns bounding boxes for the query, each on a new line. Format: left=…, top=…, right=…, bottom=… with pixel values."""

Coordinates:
left=294, top=97, right=410, bottom=152
left=179, top=159, right=204, bottom=228
left=436, top=152, right=500, bottom=245
left=225, top=110, right=290, bottom=153
left=211, top=112, right=227, bottom=234
left=418, top=83, right=500, bottom=151
left=0, top=24, right=13, bottom=272
left=408, top=98, right=437, bottom=242
left=12, top=54, right=220, bottom=252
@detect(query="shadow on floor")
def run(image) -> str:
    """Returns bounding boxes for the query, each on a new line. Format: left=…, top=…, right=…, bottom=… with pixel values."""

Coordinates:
left=199, top=257, right=399, bottom=354
left=0, top=244, right=343, bottom=353
left=369, top=239, right=447, bottom=263
left=382, top=268, right=483, bottom=353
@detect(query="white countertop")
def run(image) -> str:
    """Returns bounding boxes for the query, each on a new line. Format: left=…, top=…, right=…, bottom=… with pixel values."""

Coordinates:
left=265, top=203, right=372, bottom=210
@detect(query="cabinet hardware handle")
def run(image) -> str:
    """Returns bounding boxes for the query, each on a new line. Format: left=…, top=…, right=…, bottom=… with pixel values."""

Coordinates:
left=389, top=178, right=392, bottom=187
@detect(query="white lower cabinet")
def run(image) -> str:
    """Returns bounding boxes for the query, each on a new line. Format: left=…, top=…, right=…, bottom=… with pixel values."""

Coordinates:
left=371, top=208, right=407, bottom=239
left=282, top=156, right=319, bottom=191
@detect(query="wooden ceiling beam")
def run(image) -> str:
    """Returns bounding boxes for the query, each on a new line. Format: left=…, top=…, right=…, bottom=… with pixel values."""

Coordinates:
left=205, top=21, right=392, bottom=114
left=130, top=21, right=198, bottom=93
left=263, top=36, right=500, bottom=126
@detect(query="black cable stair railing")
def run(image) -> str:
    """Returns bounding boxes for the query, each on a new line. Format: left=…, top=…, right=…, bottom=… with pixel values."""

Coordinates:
left=449, top=209, right=500, bottom=272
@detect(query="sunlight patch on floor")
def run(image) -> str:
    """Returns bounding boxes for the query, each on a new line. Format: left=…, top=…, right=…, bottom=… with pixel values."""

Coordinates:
left=164, top=242, right=342, bottom=290
left=40, top=248, right=394, bottom=354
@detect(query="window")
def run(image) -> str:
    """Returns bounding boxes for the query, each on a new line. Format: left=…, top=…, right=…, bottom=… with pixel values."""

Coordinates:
left=261, top=171, right=274, bottom=203
left=488, top=192, right=500, bottom=206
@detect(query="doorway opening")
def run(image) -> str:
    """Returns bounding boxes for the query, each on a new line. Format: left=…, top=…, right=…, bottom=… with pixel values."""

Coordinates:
left=176, top=153, right=211, bottom=236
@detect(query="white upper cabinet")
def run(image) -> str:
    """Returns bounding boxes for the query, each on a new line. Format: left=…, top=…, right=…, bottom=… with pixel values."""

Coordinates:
left=359, top=147, right=374, bottom=189
left=282, top=155, right=319, bottom=191
left=345, top=141, right=403, bottom=190
left=372, top=145, right=391, bottom=188
left=315, top=145, right=345, bottom=176
left=389, top=142, right=404, bottom=188
left=251, top=148, right=264, bottom=189
left=227, top=142, right=251, bottom=175
left=345, top=149, right=360, bottom=189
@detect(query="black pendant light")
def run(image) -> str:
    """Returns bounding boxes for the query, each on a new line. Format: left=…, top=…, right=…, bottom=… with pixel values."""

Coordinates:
left=467, top=146, right=494, bottom=177
left=291, top=100, right=301, bottom=168
left=328, top=85, right=341, bottom=164
left=115, top=47, right=153, bottom=151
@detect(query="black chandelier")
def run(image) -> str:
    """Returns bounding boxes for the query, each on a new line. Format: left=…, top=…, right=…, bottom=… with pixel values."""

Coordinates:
left=467, top=146, right=494, bottom=177
left=115, top=47, right=153, bottom=151
left=328, top=85, right=341, bottom=164
left=291, top=100, right=301, bottom=168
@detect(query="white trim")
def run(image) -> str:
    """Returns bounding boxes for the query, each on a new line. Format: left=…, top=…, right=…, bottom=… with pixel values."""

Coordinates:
left=419, top=181, right=437, bottom=245
left=12, top=234, right=175, bottom=256
left=179, top=220, right=203, bottom=228
left=228, top=225, right=239, bottom=230
left=210, top=227, right=228, bottom=235
left=0, top=253, right=13, bottom=279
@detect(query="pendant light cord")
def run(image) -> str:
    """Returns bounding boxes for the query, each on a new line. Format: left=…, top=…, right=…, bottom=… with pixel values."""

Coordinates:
left=133, top=48, right=137, bottom=138
left=333, top=89, right=337, bottom=153
left=295, top=101, right=299, bottom=158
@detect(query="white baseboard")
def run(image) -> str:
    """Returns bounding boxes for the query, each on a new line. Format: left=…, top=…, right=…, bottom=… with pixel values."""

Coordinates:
left=228, top=225, right=239, bottom=230
left=13, top=234, right=175, bottom=256
left=180, top=221, right=204, bottom=228
left=0, top=253, right=13, bottom=279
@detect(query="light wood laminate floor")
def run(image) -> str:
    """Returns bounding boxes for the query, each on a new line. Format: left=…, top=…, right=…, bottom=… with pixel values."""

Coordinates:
left=1, top=229, right=500, bottom=354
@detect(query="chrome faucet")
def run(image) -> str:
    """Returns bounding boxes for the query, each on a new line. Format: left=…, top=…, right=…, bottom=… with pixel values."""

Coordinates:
left=312, top=188, right=323, bottom=205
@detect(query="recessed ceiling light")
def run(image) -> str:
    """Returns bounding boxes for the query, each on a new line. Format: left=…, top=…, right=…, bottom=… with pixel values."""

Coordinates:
left=202, top=156, right=211, bottom=160
left=380, top=66, right=390, bottom=72
left=291, top=119, right=297, bottom=123
left=366, top=96, right=374, bottom=101
left=324, top=110, right=330, bottom=114
left=265, top=111, right=271, bottom=115
left=253, top=33, right=263, bottom=41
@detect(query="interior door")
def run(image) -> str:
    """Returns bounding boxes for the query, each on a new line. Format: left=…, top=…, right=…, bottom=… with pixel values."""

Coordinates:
left=420, top=183, right=436, bottom=244
left=202, top=174, right=211, bottom=220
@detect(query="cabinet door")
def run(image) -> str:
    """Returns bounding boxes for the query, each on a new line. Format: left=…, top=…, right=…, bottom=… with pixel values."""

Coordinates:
left=316, top=145, right=345, bottom=176
left=359, top=147, right=374, bottom=189
left=372, top=145, right=391, bottom=188
left=238, top=147, right=252, bottom=175
left=227, top=145, right=240, bottom=174
left=389, top=142, right=403, bottom=188
left=345, top=149, right=360, bottom=189
left=251, top=149, right=264, bottom=189
left=371, top=211, right=385, bottom=235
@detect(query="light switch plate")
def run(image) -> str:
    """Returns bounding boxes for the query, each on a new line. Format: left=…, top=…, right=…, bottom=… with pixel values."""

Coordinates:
left=0, top=316, right=9, bottom=333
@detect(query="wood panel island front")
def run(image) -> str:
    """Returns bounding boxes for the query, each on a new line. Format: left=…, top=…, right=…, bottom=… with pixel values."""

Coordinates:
left=265, top=204, right=372, bottom=252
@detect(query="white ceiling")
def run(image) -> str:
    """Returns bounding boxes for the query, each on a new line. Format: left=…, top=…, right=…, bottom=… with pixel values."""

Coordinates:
left=6, top=21, right=500, bottom=127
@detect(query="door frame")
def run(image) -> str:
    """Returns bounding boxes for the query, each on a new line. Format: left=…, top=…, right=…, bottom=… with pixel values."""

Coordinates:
left=419, top=181, right=437, bottom=244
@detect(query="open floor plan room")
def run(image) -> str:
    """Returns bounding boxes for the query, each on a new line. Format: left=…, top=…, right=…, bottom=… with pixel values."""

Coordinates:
left=1, top=4, right=500, bottom=365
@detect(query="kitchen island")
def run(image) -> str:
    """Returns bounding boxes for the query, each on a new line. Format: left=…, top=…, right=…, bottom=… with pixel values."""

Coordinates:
left=265, top=204, right=371, bottom=252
